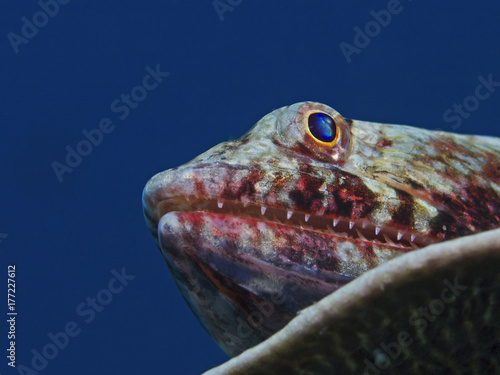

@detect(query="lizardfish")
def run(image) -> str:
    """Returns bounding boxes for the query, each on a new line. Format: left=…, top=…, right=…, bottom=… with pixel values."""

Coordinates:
left=142, top=102, right=500, bottom=357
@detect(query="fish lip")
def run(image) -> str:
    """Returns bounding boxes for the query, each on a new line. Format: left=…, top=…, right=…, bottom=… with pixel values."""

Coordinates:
left=151, top=195, right=435, bottom=250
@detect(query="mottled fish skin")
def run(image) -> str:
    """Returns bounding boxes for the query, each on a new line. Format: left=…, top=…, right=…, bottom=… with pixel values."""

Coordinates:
left=142, top=102, right=500, bottom=357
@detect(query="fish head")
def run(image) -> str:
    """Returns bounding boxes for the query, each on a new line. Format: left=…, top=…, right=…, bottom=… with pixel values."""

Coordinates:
left=142, top=102, right=500, bottom=356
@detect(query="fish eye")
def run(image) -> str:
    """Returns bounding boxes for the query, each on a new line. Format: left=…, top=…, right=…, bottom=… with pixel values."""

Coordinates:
left=307, top=112, right=338, bottom=143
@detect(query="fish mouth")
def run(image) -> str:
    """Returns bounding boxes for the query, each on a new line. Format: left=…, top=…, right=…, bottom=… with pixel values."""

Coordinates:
left=153, top=196, right=433, bottom=356
left=155, top=196, right=435, bottom=250
left=143, top=167, right=439, bottom=356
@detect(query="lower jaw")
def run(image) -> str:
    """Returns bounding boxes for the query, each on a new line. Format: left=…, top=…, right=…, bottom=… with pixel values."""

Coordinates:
left=156, top=211, right=417, bottom=356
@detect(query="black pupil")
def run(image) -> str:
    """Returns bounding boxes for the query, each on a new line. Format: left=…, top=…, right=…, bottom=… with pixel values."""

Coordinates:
left=308, top=113, right=336, bottom=142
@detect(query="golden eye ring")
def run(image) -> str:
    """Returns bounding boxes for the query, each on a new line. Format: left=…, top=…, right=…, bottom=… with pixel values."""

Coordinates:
left=306, top=111, right=341, bottom=147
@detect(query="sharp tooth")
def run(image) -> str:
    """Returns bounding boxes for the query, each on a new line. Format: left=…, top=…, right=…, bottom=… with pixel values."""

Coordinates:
left=397, top=232, right=403, bottom=241
left=375, top=227, right=381, bottom=235
left=383, top=233, right=395, bottom=246
left=355, top=229, right=367, bottom=241
left=349, top=221, right=355, bottom=229
left=360, top=221, right=368, bottom=229
left=411, top=234, right=416, bottom=242
left=319, top=182, right=327, bottom=192
left=333, top=219, right=339, bottom=227
left=261, top=206, right=267, bottom=215
left=217, top=200, right=224, bottom=209
left=287, top=210, right=293, bottom=219
left=305, top=214, right=310, bottom=222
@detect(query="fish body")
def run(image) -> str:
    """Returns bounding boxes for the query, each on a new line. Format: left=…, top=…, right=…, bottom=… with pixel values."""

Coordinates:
left=142, top=102, right=500, bottom=356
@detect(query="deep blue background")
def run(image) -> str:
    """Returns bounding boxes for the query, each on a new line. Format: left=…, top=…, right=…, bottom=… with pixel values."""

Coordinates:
left=1, top=1, right=499, bottom=374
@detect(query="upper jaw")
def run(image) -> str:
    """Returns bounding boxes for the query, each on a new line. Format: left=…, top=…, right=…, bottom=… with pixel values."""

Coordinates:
left=143, top=162, right=439, bottom=251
